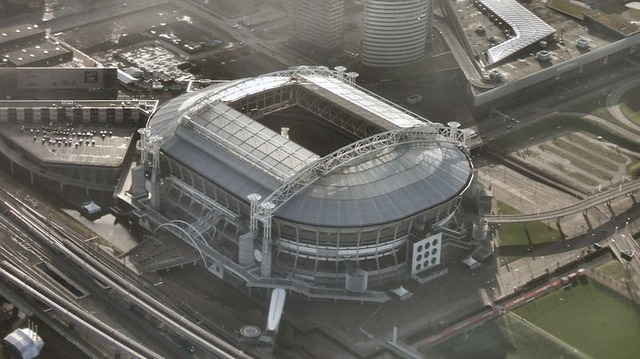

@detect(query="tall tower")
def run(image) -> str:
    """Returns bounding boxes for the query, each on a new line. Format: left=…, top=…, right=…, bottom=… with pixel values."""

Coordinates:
left=362, top=0, right=432, bottom=67
left=292, top=0, right=345, bottom=55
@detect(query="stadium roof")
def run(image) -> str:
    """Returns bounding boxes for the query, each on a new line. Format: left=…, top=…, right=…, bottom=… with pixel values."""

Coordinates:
left=276, top=141, right=472, bottom=227
left=299, top=74, right=426, bottom=129
left=148, top=76, right=291, bottom=140
left=480, top=0, right=556, bottom=64
left=148, top=67, right=473, bottom=227
left=184, top=101, right=318, bottom=181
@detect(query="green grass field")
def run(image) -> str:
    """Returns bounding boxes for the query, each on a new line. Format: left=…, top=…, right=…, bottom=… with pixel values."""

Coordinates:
left=595, top=259, right=639, bottom=290
left=571, top=96, right=618, bottom=122
left=540, top=143, right=613, bottom=182
left=437, top=278, right=640, bottom=359
left=567, top=133, right=626, bottom=163
left=619, top=85, right=640, bottom=126
left=629, top=159, right=640, bottom=177
left=497, top=202, right=562, bottom=263
left=514, top=278, right=640, bottom=359
left=433, top=312, right=586, bottom=359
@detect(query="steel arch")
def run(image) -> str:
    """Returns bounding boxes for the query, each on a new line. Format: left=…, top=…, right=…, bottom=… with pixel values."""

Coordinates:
left=255, top=125, right=471, bottom=220
left=154, top=221, right=209, bottom=266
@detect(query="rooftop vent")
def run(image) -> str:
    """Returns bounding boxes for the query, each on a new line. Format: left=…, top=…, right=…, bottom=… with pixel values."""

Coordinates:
left=576, top=38, right=590, bottom=49
left=488, top=70, right=504, bottom=82
left=536, top=50, right=551, bottom=62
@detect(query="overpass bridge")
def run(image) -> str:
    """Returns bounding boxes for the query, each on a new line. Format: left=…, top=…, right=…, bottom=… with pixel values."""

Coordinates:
left=481, top=180, right=640, bottom=223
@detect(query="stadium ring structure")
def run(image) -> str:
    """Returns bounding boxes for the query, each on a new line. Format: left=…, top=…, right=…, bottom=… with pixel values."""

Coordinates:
left=131, top=66, right=475, bottom=302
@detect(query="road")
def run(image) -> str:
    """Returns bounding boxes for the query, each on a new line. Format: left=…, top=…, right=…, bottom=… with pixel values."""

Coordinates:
left=477, top=65, right=640, bottom=143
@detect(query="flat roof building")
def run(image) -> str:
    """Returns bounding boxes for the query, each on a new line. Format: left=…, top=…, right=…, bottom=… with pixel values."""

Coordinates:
left=3, top=40, right=73, bottom=67
left=0, top=24, right=45, bottom=52
left=0, top=68, right=119, bottom=100
left=0, top=99, right=156, bottom=199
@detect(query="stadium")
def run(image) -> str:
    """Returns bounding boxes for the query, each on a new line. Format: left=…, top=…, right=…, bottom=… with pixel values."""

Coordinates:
left=130, top=66, right=475, bottom=302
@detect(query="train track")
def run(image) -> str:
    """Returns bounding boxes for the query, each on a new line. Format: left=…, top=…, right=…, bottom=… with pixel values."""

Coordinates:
left=0, top=187, right=253, bottom=359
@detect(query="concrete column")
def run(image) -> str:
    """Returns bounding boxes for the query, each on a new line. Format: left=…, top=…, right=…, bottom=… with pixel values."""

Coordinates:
left=239, top=231, right=257, bottom=266
left=149, top=169, right=161, bottom=210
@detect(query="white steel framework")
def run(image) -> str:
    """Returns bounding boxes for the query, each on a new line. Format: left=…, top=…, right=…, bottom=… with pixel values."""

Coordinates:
left=254, top=125, right=471, bottom=222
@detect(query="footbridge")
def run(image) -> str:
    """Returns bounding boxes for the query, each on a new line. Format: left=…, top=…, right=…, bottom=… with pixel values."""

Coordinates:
left=481, top=180, right=640, bottom=223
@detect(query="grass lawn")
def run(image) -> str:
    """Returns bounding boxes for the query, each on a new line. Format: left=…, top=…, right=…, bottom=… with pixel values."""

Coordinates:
left=514, top=278, right=640, bottom=359
left=567, top=133, right=626, bottom=163
left=571, top=95, right=617, bottom=122
left=619, top=85, right=640, bottom=126
left=434, top=312, right=587, bottom=359
left=596, top=259, right=639, bottom=290
left=540, top=143, right=613, bottom=182
left=629, top=159, right=640, bottom=177
left=497, top=202, right=562, bottom=263
left=597, top=259, right=626, bottom=279
left=555, top=138, right=619, bottom=171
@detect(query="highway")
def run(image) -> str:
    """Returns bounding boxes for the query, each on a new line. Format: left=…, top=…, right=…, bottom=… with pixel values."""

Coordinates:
left=0, top=183, right=253, bottom=359
left=481, top=179, right=640, bottom=223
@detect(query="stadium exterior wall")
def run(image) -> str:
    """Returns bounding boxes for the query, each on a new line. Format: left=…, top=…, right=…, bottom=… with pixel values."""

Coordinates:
left=135, top=67, right=474, bottom=300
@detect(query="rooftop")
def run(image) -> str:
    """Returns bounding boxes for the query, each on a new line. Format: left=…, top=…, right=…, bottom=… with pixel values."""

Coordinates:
left=184, top=101, right=318, bottom=182
left=1, top=123, right=135, bottom=167
left=300, top=74, right=427, bottom=130
left=478, top=0, right=556, bottom=64
left=0, top=24, right=45, bottom=48
left=455, top=0, right=626, bottom=87
left=2, top=40, right=72, bottom=67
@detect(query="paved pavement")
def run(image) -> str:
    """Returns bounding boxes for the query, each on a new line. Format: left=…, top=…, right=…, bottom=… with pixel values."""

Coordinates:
left=477, top=69, right=640, bottom=225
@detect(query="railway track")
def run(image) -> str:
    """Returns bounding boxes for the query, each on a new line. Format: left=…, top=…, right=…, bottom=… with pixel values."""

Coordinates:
left=0, top=187, right=253, bottom=359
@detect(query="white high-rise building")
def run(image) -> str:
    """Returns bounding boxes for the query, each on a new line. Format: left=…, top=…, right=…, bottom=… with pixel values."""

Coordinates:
left=362, top=0, right=432, bottom=67
left=292, top=0, right=345, bottom=54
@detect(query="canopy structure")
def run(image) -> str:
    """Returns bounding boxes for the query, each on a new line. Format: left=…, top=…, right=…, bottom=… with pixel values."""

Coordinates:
left=480, top=0, right=556, bottom=64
